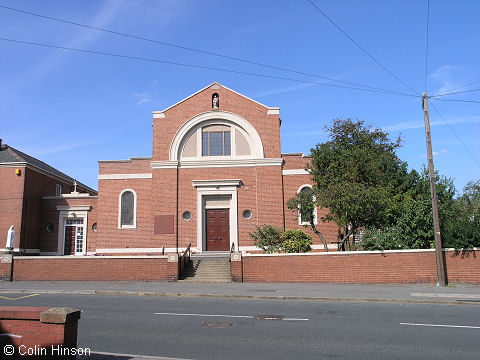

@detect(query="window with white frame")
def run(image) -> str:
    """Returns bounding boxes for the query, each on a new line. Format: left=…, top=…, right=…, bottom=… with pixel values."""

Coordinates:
left=202, top=125, right=231, bottom=156
left=119, top=189, right=137, bottom=228
left=297, top=185, right=317, bottom=225
left=56, top=184, right=62, bottom=196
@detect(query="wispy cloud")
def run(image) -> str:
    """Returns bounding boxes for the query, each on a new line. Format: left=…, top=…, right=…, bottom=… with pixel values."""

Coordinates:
left=385, top=116, right=480, bottom=132
left=8, top=0, right=125, bottom=89
left=134, top=92, right=150, bottom=105
left=254, top=83, right=317, bottom=98
left=20, top=141, right=95, bottom=156
left=422, top=149, right=448, bottom=158
left=429, top=65, right=465, bottom=95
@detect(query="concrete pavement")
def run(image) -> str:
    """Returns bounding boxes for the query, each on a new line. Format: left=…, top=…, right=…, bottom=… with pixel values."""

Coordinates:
left=1, top=280, right=479, bottom=304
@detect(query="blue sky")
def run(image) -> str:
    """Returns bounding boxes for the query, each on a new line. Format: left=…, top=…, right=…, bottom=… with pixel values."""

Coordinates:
left=1, top=0, right=479, bottom=192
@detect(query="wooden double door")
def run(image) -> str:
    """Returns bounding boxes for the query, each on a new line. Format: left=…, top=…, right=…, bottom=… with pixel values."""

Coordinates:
left=206, top=209, right=230, bottom=251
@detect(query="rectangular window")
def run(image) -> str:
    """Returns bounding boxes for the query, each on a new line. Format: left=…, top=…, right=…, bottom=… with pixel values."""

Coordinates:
left=202, top=131, right=231, bottom=156
left=56, top=184, right=62, bottom=196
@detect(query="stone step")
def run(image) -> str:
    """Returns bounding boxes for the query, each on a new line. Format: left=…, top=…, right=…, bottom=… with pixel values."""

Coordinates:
left=180, top=258, right=231, bottom=282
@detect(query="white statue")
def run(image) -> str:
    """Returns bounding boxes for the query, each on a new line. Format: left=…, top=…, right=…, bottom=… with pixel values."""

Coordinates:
left=6, top=225, right=15, bottom=250
left=212, top=94, right=219, bottom=108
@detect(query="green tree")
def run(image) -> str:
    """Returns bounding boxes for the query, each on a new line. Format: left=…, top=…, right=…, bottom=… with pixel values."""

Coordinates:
left=443, top=179, right=480, bottom=248
left=361, top=168, right=460, bottom=250
left=287, top=186, right=329, bottom=251
left=249, top=225, right=284, bottom=253
left=308, top=118, right=409, bottom=249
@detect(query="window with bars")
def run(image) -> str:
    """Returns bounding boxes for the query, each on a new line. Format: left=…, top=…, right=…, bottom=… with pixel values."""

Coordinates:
left=202, top=129, right=231, bottom=156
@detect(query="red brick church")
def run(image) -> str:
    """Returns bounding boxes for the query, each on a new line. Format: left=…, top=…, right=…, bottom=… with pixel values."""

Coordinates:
left=1, top=83, right=338, bottom=256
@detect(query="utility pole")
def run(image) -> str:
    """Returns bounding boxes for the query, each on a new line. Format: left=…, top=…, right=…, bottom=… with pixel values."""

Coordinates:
left=422, top=93, right=446, bottom=286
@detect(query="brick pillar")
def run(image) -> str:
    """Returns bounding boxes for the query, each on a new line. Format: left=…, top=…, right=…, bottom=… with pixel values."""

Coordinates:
left=0, top=306, right=81, bottom=359
left=230, top=252, right=243, bottom=282
left=0, top=253, right=13, bottom=281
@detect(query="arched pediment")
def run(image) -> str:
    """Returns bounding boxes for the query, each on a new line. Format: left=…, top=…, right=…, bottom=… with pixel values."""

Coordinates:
left=169, top=111, right=264, bottom=161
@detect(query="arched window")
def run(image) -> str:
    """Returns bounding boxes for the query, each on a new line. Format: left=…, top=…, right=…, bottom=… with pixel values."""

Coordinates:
left=297, top=184, right=317, bottom=225
left=119, top=189, right=137, bottom=229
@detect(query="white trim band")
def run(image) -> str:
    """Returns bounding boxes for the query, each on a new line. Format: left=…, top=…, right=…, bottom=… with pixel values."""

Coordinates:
left=282, top=169, right=310, bottom=175
left=99, top=173, right=152, bottom=180
left=152, top=158, right=283, bottom=169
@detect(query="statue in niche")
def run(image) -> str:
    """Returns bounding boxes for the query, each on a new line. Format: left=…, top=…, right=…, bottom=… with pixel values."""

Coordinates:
left=212, top=93, right=219, bottom=109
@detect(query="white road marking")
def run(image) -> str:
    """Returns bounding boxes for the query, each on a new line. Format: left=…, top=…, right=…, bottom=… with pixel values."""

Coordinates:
left=154, top=312, right=309, bottom=321
left=410, top=292, right=480, bottom=299
left=400, top=322, right=480, bottom=329
left=155, top=312, right=255, bottom=319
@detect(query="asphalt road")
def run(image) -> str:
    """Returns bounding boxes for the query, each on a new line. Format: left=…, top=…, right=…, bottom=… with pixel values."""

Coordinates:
left=1, top=293, right=479, bottom=360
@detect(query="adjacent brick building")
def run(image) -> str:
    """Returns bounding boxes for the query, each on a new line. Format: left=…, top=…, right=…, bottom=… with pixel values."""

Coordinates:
left=0, top=141, right=96, bottom=255
left=1, top=82, right=339, bottom=257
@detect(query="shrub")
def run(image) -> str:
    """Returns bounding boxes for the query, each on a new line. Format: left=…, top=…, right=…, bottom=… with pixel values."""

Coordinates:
left=360, top=228, right=404, bottom=250
left=282, top=229, right=312, bottom=253
left=249, top=225, right=284, bottom=253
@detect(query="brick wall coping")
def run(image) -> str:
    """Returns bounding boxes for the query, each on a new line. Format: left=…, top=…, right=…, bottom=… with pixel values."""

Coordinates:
left=0, top=306, right=81, bottom=325
left=0, top=307, right=49, bottom=321
left=243, top=248, right=478, bottom=257
left=13, top=255, right=170, bottom=260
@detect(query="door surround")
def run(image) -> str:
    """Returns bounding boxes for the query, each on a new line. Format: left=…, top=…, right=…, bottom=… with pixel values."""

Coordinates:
left=56, top=205, right=91, bottom=256
left=192, top=179, right=240, bottom=252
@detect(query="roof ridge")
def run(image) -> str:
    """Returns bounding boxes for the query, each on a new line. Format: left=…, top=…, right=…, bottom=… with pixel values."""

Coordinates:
left=1, top=145, right=24, bottom=162
left=7, top=146, right=96, bottom=193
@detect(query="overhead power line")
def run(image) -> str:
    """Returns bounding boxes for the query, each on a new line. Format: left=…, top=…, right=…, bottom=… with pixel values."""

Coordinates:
left=435, top=79, right=480, bottom=95
left=430, top=88, right=480, bottom=98
left=430, top=98, right=480, bottom=104
left=0, top=4, right=412, bottom=97
left=428, top=102, right=480, bottom=168
left=0, top=36, right=421, bottom=98
left=307, top=0, right=419, bottom=95
left=424, top=0, right=430, bottom=92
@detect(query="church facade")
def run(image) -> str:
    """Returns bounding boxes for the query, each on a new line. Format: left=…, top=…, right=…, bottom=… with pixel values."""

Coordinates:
left=3, top=83, right=339, bottom=256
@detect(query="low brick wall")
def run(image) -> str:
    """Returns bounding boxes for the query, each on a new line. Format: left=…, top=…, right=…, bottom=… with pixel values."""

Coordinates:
left=11, top=256, right=178, bottom=281
left=235, top=249, right=479, bottom=284
left=0, top=306, right=81, bottom=359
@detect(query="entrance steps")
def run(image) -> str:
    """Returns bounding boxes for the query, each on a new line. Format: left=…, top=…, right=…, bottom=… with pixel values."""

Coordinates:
left=180, top=255, right=231, bottom=282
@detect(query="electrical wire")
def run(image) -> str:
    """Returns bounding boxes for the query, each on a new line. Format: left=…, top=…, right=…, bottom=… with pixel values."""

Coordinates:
left=0, top=36, right=421, bottom=98
left=434, top=79, right=480, bottom=95
left=430, top=98, right=480, bottom=104
left=307, top=0, right=419, bottom=95
left=0, top=4, right=413, bottom=97
left=430, top=88, right=480, bottom=98
left=428, top=102, right=480, bottom=167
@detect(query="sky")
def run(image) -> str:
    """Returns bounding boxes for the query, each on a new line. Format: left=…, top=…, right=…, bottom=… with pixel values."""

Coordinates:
left=1, top=0, right=479, bottom=193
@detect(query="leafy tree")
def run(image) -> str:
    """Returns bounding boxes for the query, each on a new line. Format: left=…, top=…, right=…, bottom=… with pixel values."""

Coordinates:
left=308, top=118, right=409, bottom=249
left=443, top=179, right=480, bottom=248
left=249, top=225, right=284, bottom=253
left=287, top=187, right=329, bottom=251
left=361, top=168, right=462, bottom=250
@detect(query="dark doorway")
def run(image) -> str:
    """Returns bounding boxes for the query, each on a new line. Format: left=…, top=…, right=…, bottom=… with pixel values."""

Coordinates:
left=206, top=209, right=230, bottom=251
left=64, top=225, right=76, bottom=255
